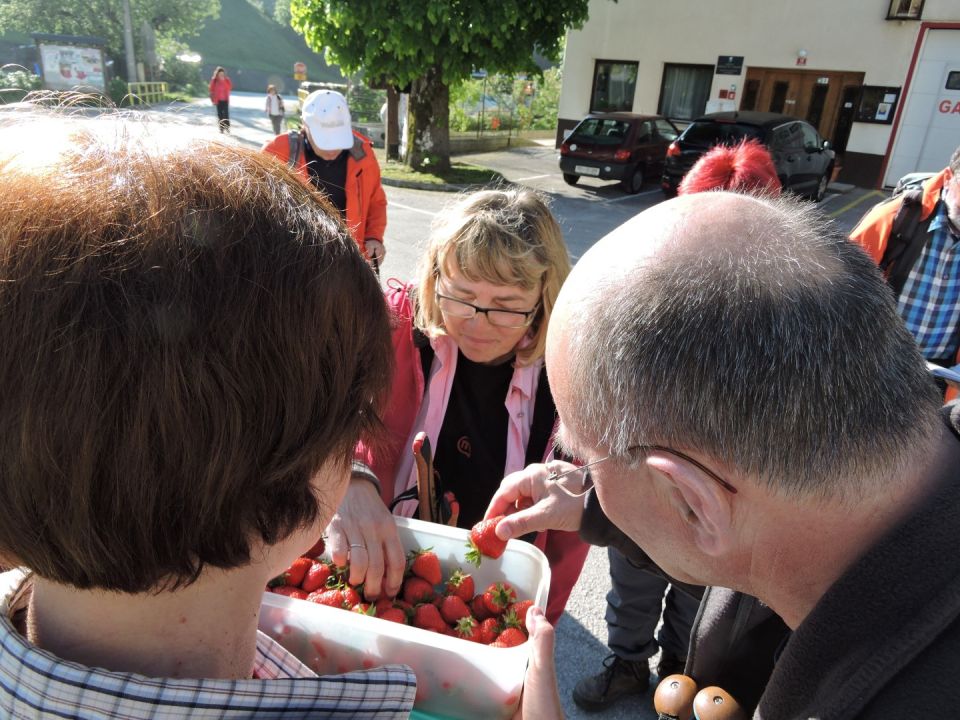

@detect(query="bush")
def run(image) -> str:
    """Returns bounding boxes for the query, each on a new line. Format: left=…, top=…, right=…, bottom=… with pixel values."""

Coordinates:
left=108, top=77, right=130, bottom=106
left=0, top=68, right=42, bottom=104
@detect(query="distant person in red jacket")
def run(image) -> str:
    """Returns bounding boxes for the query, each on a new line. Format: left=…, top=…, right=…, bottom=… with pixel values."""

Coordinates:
left=262, top=90, right=387, bottom=265
left=208, top=66, right=232, bottom=134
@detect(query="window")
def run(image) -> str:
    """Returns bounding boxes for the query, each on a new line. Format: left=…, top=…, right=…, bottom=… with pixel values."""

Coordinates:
left=658, top=63, right=713, bottom=120
left=590, top=61, right=638, bottom=113
left=772, top=123, right=804, bottom=152
left=682, top=121, right=764, bottom=147
left=799, top=123, right=822, bottom=152
left=569, top=118, right=632, bottom=145
left=654, top=119, right=679, bottom=142
left=947, top=71, right=960, bottom=91
left=886, top=0, right=924, bottom=20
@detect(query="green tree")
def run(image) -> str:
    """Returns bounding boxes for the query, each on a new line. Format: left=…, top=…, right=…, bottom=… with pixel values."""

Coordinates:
left=290, top=0, right=597, bottom=172
left=0, top=0, right=220, bottom=80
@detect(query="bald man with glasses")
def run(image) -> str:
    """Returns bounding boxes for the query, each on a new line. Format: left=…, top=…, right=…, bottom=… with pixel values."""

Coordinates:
left=488, top=191, right=960, bottom=718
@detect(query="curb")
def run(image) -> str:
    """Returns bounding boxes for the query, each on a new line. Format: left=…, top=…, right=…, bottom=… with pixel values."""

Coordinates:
left=380, top=176, right=510, bottom=193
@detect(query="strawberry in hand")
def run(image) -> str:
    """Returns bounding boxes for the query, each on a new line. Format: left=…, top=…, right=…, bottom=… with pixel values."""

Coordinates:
left=465, top=516, right=508, bottom=566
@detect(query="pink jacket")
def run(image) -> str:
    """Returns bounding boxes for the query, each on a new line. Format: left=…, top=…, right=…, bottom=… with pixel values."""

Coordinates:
left=357, top=281, right=589, bottom=623
left=208, top=76, right=232, bottom=103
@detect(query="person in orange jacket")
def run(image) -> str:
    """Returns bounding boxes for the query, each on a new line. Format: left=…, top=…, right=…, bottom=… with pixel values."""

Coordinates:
left=850, top=146, right=960, bottom=396
left=262, top=90, right=387, bottom=265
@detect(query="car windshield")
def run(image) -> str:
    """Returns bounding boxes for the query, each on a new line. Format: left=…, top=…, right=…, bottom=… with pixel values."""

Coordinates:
left=569, top=118, right=631, bottom=145
left=681, top=121, right=765, bottom=147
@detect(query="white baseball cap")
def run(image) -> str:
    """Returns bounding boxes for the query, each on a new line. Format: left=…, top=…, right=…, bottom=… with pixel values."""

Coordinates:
left=301, top=90, right=354, bottom=151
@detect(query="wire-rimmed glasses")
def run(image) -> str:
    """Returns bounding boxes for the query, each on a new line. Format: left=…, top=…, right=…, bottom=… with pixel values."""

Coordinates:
left=548, top=444, right=737, bottom=497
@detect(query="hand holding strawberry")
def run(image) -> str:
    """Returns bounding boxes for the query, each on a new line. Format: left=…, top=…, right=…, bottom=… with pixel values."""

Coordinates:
left=465, top=516, right=508, bottom=566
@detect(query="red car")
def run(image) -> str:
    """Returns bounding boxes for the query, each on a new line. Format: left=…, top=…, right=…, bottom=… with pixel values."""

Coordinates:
left=559, top=112, right=680, bottom=194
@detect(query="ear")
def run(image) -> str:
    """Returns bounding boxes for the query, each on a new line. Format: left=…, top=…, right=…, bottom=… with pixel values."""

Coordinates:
left=646, top=454, right=734, bottom=557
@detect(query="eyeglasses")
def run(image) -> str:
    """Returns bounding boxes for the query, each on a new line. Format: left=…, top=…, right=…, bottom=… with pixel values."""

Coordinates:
left=548, top=444, right=738, bottom=497
left=435, top=290, right=539, bottom=329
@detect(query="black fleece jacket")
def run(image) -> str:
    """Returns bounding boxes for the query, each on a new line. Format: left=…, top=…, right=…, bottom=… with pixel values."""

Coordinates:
left=579, top=402, right=960, bottom=718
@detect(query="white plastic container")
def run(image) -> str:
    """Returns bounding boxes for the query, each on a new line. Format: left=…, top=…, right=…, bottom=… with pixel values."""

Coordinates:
left=258, top=515, right=551, bottom=720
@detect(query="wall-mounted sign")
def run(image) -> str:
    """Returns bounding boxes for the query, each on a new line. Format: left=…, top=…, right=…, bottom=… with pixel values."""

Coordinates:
left=716, top=56, right=744, bottom=75
left=855, top=86, right=900, bottom=124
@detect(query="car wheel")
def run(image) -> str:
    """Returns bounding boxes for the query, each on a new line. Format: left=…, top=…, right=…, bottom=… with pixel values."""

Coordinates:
left=562, top=173, right=579, bottom=187
left=621, top=166, right=644, bottom=194
left=812, top=167, right=831, bottom=202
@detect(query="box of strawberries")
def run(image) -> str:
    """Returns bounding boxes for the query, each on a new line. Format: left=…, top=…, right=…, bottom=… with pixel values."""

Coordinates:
left=258, top=515, right=551, bottom=720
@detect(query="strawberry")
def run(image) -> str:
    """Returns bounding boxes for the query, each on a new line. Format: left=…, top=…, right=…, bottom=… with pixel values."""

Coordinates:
left=454, top=615, right=480, bottom=642
left=506, top=600, right=534, bottom=627
left=409, top=548, right=442, bottom=585
left=300, top=561, right=333, bottom=592
left=351, top=602, right=375, bottom=615
left=482, top=582, right=517, bottom=616
left=491, top=626, right=527, bottom=648
left=302, top=536, right=326, bottom=559
left=444, top=568, right=475, bottom=601
left=278, top=557, right=312, bottom=587
left=477, top=617, right=501, bottom=644
left=439, top=594, right=472, bottom=625
left=402, top=576, right=435, bottom=605
left=471, top=594, right=494, bottom=620
left=374, top=597, right=396, bottom=614
left=272, top=585, right=309, bottom=600
left=465, top=516, right=507, bottom=566
left=307, top=587, right=345, bottom=608
left=412, top=603, right=447, bottom=633
left=378, top=607, right=408, bottom=624
left=342, top=585, right=362, bottom=607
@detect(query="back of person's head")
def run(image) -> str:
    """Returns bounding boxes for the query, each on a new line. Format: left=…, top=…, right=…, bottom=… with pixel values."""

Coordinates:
left=678, top=139, right=781, bottom=197
left=416, top=187, right=570, bottom=365
left=561, top=192, right=941, bottom=501
left=0, top=110, right=392, bottom=592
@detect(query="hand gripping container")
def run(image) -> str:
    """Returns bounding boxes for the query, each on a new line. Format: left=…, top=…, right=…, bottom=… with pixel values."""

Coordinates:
left=258, top=515, right=551, bottom=719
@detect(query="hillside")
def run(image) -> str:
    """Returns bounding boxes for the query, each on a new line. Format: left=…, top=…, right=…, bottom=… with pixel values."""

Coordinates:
left=192, top=0, right=343, bottom=92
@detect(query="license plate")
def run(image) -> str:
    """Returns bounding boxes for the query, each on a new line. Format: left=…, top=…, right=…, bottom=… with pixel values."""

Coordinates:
left=575, top=165, right=600, bottom=177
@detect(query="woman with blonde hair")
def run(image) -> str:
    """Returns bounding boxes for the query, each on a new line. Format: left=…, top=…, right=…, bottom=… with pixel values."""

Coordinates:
left=329, top=187, right=589, bottom=623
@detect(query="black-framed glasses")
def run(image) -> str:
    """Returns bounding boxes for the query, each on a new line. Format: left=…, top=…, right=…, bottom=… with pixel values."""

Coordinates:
left=435, top=290, right=539, bottom=329
left=548, top=444, right=737, bottom=497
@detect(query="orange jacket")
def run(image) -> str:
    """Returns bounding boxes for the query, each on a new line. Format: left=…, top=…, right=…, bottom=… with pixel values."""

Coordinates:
left=849, top=168, right=949, bottom=263
left=262, top=130, right=387, bottom=258
left=850, top=168, right=959, bottom=395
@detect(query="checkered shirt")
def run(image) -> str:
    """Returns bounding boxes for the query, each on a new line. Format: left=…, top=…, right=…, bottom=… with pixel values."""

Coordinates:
left=897, top=197, right=960, bottom=361
left=0, top=569, right=417, bottom=719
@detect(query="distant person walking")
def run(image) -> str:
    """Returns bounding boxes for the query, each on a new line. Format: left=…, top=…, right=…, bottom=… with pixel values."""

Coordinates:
left=265, top=84, right=285, bottom=135
left=208, top=66, right=232, bottom=134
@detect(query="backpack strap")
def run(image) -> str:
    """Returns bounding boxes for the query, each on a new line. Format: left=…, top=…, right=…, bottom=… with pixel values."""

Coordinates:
left=413, top=327, right=434, bottom=384
left=880, top=188, right=932, bottom=297
left=879, top=188, right=928, bottom=297
left=286, top=130, right=302, bottom=169
left=524, top=366, right=557, bottom=466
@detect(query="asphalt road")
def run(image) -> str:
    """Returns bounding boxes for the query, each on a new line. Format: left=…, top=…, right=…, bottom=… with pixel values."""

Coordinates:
left=146, top=92, right=890, bottom=720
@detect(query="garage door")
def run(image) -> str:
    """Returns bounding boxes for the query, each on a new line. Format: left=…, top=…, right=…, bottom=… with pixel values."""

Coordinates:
left=884, top=28, right=960, bottom=186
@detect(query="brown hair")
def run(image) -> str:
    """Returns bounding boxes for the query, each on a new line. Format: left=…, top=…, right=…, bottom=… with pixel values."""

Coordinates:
left=0, top=111, right=392, bottom=592
left=211, top=66, right=226, bottom=81
left=415, top=188, right=570, bottom=366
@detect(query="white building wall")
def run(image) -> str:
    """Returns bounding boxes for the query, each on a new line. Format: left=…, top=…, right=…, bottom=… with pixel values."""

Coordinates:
left=559, top=0, right=960, bottom=157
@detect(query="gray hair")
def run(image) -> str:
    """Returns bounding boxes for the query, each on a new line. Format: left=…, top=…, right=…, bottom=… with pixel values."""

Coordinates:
left=951, top=145, right=960, bottom=175
left=565, top=195, right=942, bottom=500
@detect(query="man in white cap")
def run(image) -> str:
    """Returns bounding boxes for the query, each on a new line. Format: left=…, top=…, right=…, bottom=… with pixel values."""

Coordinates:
left=263, top=89, right=387, bottom=265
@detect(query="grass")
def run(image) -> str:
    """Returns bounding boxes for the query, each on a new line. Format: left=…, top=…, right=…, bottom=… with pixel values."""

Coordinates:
left=378, top=156, right=506, bottom=187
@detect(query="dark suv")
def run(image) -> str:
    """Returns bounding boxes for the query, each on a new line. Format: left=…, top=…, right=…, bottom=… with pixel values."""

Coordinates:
left=661, top=111, right=835, bottom=201
left=559, top=113, right=679, bottom=194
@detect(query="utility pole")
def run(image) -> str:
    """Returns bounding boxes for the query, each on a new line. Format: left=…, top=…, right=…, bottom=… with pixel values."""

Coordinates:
left=122, top=0, right=137, bottom=81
